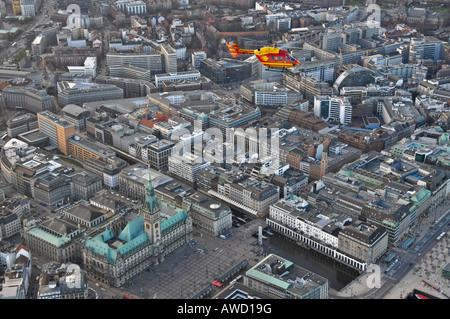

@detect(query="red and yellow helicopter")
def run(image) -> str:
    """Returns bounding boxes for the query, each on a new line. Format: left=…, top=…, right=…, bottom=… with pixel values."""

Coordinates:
left=226, top=41, right=300, bottom=72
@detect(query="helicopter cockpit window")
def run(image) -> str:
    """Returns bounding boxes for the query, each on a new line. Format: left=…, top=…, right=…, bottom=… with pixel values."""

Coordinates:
left=278, top=56, right=283, bottom=61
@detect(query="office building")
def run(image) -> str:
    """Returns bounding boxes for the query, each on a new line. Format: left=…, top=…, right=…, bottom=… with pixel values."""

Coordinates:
left=37, top=111, right=76, bottom=155
left=183, top=193, right=232, bottom=237
left=31, top=35, right=46, bottom=57
left=67, top=134, right=116, bottom=162
left=161, top=43, right=177, bottom=74
left=154, top=71, right=201, bottom=89
left=71, top=172, right=102, bottom=201
left=12, top=0, right=21, bottom=15
left=33, top=173, right=73, bottom=206
left=146, top=139, right=176, bottom=171
left=108, top=64, right=153, bottom=82
left=67, top=57, right=97, bottom=78
left=107, top=52, right=163, bottom=76
left=118, top=165, right=172, bottom=202
left=244, top=254, right=328, bottom=299
left=37, top=262, right=88, bottom=299
left=61, top=104, right=91, bottom=132
left=241, top=80, right=303, bottom=107
left=6, top=113, right=38, bottom=138
left=0, top=212, right=21, bottom=240
left=1, top=86, right=55, bottom=114
left=20, top=0, right=36, bottom=16
left=333, top=67, right=377, bottom=92
left=57, top=82, right=124, bottom=107
left=338, top=222, right=388, bottom=264
left=314, top=96, right=352, bottom=125
left=200, top=58, right=252, bottom=84
left=192, top=51, right=207, bottom=70
left=168, top=153, right=210, bottom=183
left=95, top=75, right=157, bottom=97
left=83, top=157, right=127, bottom=189
left=22, top=218, right=81, bottom=263
left=283, top=72, right=333, bottom=106
left=125, top=0, right=146, bottom=15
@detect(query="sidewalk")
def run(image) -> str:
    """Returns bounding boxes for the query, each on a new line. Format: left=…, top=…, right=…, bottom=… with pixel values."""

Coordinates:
left=384, top=236, right=450, bottom=299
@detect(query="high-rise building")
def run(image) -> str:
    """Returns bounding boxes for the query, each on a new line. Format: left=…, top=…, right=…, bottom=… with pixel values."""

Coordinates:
left=409, top=38, right=425, bottom=64
left=37, top=111, right=76, bottom=155
left=314, top=96, right=352, bottom=125
left=161, top=43, right=177, bottom=74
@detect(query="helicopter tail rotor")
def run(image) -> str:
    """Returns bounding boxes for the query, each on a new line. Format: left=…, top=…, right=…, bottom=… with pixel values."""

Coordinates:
left=226, top=42, right=241, bottom=58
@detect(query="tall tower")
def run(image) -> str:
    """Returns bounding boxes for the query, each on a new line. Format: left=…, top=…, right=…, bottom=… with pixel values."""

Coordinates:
left=142, top=166, right=162, bottom=263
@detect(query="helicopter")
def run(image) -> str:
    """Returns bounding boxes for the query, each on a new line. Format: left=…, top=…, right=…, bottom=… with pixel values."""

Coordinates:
left=225, top=41, right=301, bottom=72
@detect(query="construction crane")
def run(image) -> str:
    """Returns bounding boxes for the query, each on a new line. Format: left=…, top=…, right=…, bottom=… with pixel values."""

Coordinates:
left=339, top=48, right=379, bottom=69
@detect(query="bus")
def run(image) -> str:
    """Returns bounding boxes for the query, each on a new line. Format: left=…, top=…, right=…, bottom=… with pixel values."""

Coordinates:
left=436, top=232, right=445, bottom=241
left=123, top=294, right=133, bottom=299
left=12, top=42, right=17, bottom=47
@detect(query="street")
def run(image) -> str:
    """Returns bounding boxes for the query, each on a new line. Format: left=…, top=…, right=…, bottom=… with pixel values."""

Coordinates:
left=338, top=199, right=450, bottom=299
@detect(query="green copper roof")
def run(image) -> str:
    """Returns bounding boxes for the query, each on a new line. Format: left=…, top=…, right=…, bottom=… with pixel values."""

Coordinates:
left=161, top=210, right=187, bottom=232
left=27, top=228, right=71, bottom=247
left=84, top=216, right=149, bottom=264
left=118, top=215, right=145, bottom=242
left=245, top=255, right=292, bottom=290
left=409, top=188, right=431, bottom=212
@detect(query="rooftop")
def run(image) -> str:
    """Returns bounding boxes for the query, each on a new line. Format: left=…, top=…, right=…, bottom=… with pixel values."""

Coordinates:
left=246, top=253, right=328, bottom=297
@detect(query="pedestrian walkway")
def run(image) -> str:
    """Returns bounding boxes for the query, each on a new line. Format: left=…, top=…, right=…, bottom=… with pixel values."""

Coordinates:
left=384, top=238, right=450, bottom=299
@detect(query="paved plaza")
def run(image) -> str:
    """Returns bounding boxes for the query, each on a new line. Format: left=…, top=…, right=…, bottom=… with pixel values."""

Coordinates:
left=112, top=218, right=267, bottom=299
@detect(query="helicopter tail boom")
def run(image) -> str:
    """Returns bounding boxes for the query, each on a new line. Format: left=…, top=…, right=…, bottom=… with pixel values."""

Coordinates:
left=226, top=42, right=254, bottom=58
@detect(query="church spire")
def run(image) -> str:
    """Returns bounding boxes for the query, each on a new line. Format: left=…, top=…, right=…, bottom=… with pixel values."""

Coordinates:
left=145, top=165, right=158, bottom=213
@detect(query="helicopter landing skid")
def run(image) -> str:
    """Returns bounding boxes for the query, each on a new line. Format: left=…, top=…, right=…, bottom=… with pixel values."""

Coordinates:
left=265, top=67, right=292, bottom=74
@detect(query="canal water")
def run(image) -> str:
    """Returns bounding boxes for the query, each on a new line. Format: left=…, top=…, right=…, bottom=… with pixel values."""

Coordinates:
left=261, top=233, right=360, bottom=290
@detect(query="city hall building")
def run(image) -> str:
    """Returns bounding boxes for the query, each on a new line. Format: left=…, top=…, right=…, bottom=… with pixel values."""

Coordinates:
left=82, top=169, right=192, bottom=287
